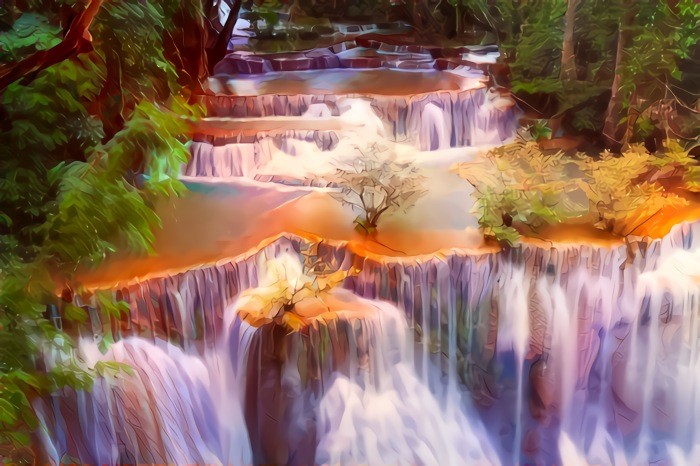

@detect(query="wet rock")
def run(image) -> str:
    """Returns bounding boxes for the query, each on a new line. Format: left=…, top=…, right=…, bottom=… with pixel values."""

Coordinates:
left=270, top=55, right=313, bottom=72
left=298, top=30, right=319, bottom=41
left=311, top=25, right=334, bottom=35
left=337, top=47, right=385, bottom=68
left=214, top=53, right=268, bottom=75
left=306, top=48, right=340, bottom=69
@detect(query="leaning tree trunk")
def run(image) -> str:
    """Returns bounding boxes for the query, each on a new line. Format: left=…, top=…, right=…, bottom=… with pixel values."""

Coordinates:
left=206, top=0, right=241, bottom=73
left=0, top=0, right=103, bottom=92
left=559, top=0, right=578, bottom=81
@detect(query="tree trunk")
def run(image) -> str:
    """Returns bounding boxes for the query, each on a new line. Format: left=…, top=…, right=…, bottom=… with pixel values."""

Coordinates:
left=559, top=0, right=578, bottom=81
left=619, top=90, right=639, bottom=149
left=0, top=0, right=103, bottom=92
left=602, top=5, right=635, bottom=151
left=206, top=0, right=241, bottom=73
left=164, top=0, right=210, bottom=96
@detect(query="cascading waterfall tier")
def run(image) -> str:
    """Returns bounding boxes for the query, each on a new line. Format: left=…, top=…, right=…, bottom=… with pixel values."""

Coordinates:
left=200, top=88, right=515, bottom=151
left=185, top=90, right=513, bottom=184
left=35, top=338, right=252, bottom=465
left=185, top=131, right=339, bottom=184
left=227, top=287, right=497, bottom=465
left=39, top=254, right=498, bottom=465
left=98, top=220, right=700, bottom=464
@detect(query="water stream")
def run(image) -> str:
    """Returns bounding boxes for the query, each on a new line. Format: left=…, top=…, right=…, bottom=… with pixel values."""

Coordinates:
left=36, top=73, right=700, bottom=465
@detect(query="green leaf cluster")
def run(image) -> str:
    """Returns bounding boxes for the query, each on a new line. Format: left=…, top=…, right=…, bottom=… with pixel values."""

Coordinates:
left=0, top=0, right=203, bottom=460
left=0, top=13, right=61, bottom=62
left=459, top=0, right=698, bottom=141
left=457, top=142, right=584, bottom=244
left=456, top=140, right=697, bottom=244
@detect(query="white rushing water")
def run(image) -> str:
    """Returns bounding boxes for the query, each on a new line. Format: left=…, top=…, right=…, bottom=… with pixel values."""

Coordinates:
left=38, top=254, right=499, bottom=465
left=48, top=220, right=700, bottom=465
left=36, top=338, right=252, bottom=465
left=187, top=90, right=515, bottom=183
left=314, top=299, right=498, bottom=465
left=37, top=74, right=700, bottom=464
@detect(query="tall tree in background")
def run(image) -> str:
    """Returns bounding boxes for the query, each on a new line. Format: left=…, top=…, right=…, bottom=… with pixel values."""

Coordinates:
left=460, top=0, right=698, bottom=150
left=559, top=0, right=578, bottom=81
left=603, top=0, right=699, bottom=150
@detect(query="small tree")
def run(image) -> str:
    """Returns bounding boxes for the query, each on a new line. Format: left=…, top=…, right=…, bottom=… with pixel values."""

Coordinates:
left=237, top=247, right=358, bottom=331
left=328, top=144, right=426, bottom=235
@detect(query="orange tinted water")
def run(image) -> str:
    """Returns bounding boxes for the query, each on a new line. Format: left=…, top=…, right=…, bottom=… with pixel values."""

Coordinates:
left=81, top=187, right=700, bottom=289
left=224, top=69, right=473, bottom=96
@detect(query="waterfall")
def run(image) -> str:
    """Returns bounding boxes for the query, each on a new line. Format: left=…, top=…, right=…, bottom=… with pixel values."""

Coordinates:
left=40, top=250, right=500, bottom=465
left=73, top=220, right=700, bottom=464
left=314, top=296, right=498, bottom=465
left=36, top=338, right=252, bottom=465
left=225, top=282, right=497, bottom=465
left=186, top=142, right=262, bottom=177
left=419, top=102, right=450, bottom=150
left=200, top=89, right=515, bottom=150
left=186, top=92, right=513, bottom=184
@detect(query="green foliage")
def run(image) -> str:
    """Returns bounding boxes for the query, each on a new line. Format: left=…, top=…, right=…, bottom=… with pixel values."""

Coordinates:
left=0, top=0, right=204, bottom=460
left=0, top=13, right=61, bottom=62
left=505, top=1, right=567, bottom=81
left=684, top=166, right=700, bottom=193
left=2, top=55, right=104, bottom=155
left=93, top=0, right=180, bottom=102
left=525, top=120, right=553, bottom=141
left=456, top=142, right=584, bottom=244
left=615, top=0, right=700, bottom=142
left=250, top=0, right=283, bottom=29
left=574, top=147, right=673, bottom=233
left=457, top=141, right=697, bottom=244
left=459, top=0, right=698, bottom=141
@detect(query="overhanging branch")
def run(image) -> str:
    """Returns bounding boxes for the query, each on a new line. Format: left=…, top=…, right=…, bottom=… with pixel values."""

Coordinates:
left=0, top=0, right=104, bottom=92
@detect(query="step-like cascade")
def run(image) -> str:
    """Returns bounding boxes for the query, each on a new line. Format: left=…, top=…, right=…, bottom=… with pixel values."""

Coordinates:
left=201, top=86, right=515, bottom=151
left=81, top=220, right=700, bottom=464
left=186, top=130, right=340, bottom=179
left=38, top=253, right=499, bottom=464
left=186, top=87, right=514, bottom=183
left=227, top=285, right=497, bottom=464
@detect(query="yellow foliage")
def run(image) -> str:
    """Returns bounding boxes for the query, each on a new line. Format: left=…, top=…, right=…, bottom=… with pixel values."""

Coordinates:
left=237, top=250, right=358, bottom=330
left=456, top=140, right=697, bottom=242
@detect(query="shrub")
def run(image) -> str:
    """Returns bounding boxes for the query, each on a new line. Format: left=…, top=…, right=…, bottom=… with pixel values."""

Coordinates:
left=456, top=140, right=696, bottom=244
left=455, top=141, right=584, bottom=244
left=328, top=144, right=426, bottom=235
left=236, top=248, right=358, bottom=331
